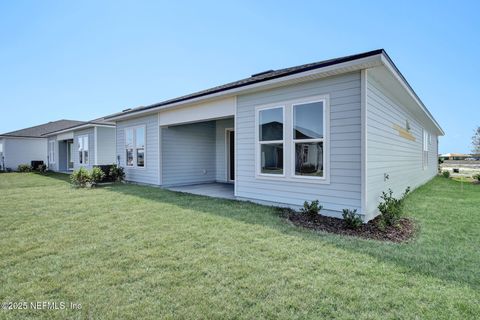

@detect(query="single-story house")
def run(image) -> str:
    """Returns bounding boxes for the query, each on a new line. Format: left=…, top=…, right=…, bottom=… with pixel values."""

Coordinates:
left=43, top=118, right=116, bottom=172
left=439, top=153, right=470, bottom=161
left=111, top=50, right=443, bottom=220
left=0, top=120, right=83, bottom=171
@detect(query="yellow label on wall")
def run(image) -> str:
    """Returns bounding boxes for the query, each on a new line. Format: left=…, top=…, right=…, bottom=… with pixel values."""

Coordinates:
left=393, top=124, right=416, bottom=141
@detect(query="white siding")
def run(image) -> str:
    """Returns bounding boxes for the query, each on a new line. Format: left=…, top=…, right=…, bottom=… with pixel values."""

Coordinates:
left=116, top=114, right=159, bottom=185
left=73, top=128, right=95, bottom=170
left=236, top=72, right=362, bottom=216
left=215, top=118, right=234, bottom=182
left=96, top=126, right=116, bottom=165
left=4, top=137, right=48, bottom=170
left=161, top=121, right=216, bottom=186
left=365, top=75, right=438, bottom=219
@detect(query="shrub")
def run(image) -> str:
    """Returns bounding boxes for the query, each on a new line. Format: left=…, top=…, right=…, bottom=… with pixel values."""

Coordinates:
left=91, top=167, right=106, bottom=185
left=17, top=164, right=32, bottom=172
left=109, top=164, right=125, bottom=182
left=378, top=187, right=410, bottom=227
left=342, top=209, right=363, bottom=229
left=70, top=167, right=92, bottom=188
left=473, top=173, right=480, bottom=182
left=35, top=163, right=47, bottom=173
left=300, top=200, right=322, bottom=220
left=442, top=170, right=450, bottom=178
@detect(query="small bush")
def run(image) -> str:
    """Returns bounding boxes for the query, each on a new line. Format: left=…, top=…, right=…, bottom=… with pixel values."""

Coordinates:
left=300, top=200, right=322, bottom=220
left=17, top=164, right=32, bottom=172
left=70, top=167, right=92, bottom=188
left=91, top=167, right=106, bottom=185
left=442, top=171, right=450, bottom=178
left=473, top=173, right=480, bottom=182
left=342, top=209, right=363, bottom=229
left=109, top=164, right=125, bottom=182
left=35, top=164, right=47, bottom=173
left=378, top=187, right=410, bottom=227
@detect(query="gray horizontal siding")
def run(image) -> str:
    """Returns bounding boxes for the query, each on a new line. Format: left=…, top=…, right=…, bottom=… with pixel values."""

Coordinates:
left=116, top=114, right=159, bottom=185
left=161, top=121, right=216, bottom=186
left=365, top=75, right=438, bottom=219
left=236, top=72, right=362, bottom=215
left=96, top=126, right=116, bottom=165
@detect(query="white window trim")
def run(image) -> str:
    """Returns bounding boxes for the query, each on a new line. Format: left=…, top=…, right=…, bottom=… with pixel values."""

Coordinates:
left=78, top=134, right=89, bottom=165
left=422, top=129, right=429, bottom=170
left=125, top=125, right=146, bottom=169
left=49, top=140, right=55, bottom=164
left=291, top=98, right=328, bottom=181
left=254, top=94, right=330, bottom=184
left=255, top=105, right=286, bottom=178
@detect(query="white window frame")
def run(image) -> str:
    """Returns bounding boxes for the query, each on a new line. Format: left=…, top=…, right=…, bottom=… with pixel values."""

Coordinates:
left=49, top=140, right=55, bottom=164
left=423, top=129, right=429, bottom=170
left=254, top=94, right=330, bottom=184
left=255, top=105, right=286, bottom=177
left=291, top=98, right=327, bottom=181
left=125, top=125, right=146, bottom=169
left=78, top=134, right=89, bottom=165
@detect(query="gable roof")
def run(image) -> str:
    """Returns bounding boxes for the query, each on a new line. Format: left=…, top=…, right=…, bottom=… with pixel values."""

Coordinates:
left=0, top=120, right=85, bottom=138
left=106, top=49, right=384, bottom=120
left=41, top=117, right=115, bottom=136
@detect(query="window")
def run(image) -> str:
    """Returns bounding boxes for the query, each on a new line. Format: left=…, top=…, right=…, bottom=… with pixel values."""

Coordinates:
left=258, top=107, right=284, bottom=175
left=293, top=100, right=325, bottom=178
left=78, top=135, right=89, bottom=165
left=423, top=129, right=429, bottom=169
left=125, top=126, right=146, bottom=167
left=49, top=141, right=55, bottom=163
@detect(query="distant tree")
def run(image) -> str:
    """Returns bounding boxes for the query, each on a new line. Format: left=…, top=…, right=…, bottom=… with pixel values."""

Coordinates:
left=473, top=126, right=480, bottom=154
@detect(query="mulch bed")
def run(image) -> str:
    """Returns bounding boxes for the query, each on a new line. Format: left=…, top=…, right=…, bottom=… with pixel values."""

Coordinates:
left=285, top=211, right=416, bottom=243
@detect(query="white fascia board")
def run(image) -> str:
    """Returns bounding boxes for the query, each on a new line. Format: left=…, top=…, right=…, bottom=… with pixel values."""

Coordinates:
left=380, top=55, right=445, bottom=136
left=43, top=124, right=115, bottom=137
left=107, top=54, right=384, bottom=121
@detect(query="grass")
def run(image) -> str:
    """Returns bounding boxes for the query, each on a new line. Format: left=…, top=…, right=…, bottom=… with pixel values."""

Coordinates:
left=0, top=173, right=479, bottom=319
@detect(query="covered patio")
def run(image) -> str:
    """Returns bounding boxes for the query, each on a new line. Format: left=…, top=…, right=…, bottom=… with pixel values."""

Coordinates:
left=166, top=182, right=235, bottom=200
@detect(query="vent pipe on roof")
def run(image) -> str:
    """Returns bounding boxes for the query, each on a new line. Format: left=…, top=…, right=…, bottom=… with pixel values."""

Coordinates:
left=251, top=70, right=274, bottom=77
left=122, top=108, right=132, bottom=112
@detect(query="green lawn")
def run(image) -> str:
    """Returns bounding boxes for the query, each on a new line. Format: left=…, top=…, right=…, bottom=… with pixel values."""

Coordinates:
left=0, top=173, right=479, bottom=319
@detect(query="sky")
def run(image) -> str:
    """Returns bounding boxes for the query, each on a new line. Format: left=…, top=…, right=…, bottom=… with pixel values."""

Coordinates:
left=0, top=0, right=478, bottom=154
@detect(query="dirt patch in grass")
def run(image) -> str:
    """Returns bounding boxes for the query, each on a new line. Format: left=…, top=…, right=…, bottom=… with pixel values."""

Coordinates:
left=285, top=211, right=416, bottom=243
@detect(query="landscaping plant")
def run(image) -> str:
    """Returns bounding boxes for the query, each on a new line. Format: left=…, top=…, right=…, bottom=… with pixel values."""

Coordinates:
left=109, top=164, right=125, bottom=182
left=300, top=200, right=322, bottom=220
left=378, top=187, right=410, bottom=227
left=70, top=167, right=92, bottom=188
left=91, top=167, right=106, bottom=185
left=473, top=173, right=480, bottom=182
left=342, top=209, right=363, bottom=229
left=17, top=164, right=32, bottom=172
left=442, top=170, right=450, bottom=178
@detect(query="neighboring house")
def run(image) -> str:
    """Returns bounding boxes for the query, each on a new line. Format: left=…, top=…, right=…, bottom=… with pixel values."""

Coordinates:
left=109, top=50, right=443, bottom=220
left=43, top=118, right=116, bottom=172
left=439, top=153, right=470, bottom=161
left=0, top=120, right=83, bottom=171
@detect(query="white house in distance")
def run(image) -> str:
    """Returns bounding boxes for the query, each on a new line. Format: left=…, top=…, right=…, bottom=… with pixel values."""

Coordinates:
left=0, top=120, right=83, bottom=170
left=43, top=118, right=116, bottom=172
left=104, top=49, right=444, bottom=221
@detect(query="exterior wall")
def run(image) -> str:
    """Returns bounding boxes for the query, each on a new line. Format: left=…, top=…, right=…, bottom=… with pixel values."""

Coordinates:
left=96, top=126, right=116, bottom=165
left=73, top=128, right=95, bottom=170
left=0, top=138, right=4, bottom=170
left=116, top=114, right=159, bottom=185
left=215, top=118, right=234, bottom=182
left=236, top=72, right=362, bottom=216
left=58, top=140, right=68, bottom=171
left=365, top=74, right=438, bottom=219
left=161, top=121, right=216, bottom=186
left=4, top=137, right=48, bottom=170
left=47, top=137, right=59, bottom=171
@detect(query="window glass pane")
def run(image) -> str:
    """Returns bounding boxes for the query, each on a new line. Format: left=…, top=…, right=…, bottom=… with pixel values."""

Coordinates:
left=136, top=127, right=145, bottom=148
left=78, top=137, right=83, bottom=150
left=260, top=143, right=283, bottom=174
left=126, top=149, right=133, bottom=166
left=126, top=129, right=134, bottom=147
left=295, top=141, right=323, bottom=177
left=79, top=151, right=83, bottom=164
left=84, top=150, right=88, bottom=164
left=136, top=149, right=145, bottom=167
left=294, top=101, right=324, bottom=139
left=83, top=136, right=89, bottom=151
left=259, top=108, right=283, bottom=141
